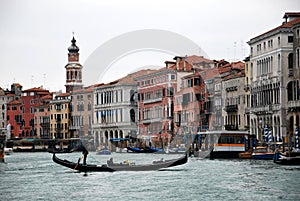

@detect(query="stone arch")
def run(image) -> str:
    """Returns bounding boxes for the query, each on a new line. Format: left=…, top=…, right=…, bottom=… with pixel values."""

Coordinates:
left=114, top=130, right=118, bottom=138
left=110, top=130, right=113, bottom=139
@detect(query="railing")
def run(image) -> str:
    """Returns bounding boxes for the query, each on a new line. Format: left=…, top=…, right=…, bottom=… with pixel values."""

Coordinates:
left=224, top=104, right=238, bottom=112
left=143, top=97, right=163, bottom=104
left=40, top=122, right=50, bottom=127
left=288, top=68, right=293, bottom=77
left=287, top=100, right=300, bottom=109
left=224, top=124, right=238, bottom=131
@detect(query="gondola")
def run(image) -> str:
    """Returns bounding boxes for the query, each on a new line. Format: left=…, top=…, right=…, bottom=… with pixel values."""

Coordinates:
left=52, top=153, right=188, bottom=172
left=273, top=149, right=300, bottom=165
left=127, top=146, right=163, bottom=153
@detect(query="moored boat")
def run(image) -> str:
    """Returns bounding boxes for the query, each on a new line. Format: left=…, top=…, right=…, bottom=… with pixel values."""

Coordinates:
left=196, top=130, right=251, bottom=158
left=4, top=147, right=13, bottom=155
left=127, top=146, right=163, bottom=153
left=252, top=146, right=274, bottom=160
left=273, top=149, right=300, bottom=165
left=52, top=153, right=188, bottom=172
left=238, top=151, right=252, bottom=159
left=96, top=149, right=111, bottom=155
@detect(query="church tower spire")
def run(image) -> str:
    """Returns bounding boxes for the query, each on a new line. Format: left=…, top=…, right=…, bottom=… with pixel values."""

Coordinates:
left=65, top=34, right=83, bottom=93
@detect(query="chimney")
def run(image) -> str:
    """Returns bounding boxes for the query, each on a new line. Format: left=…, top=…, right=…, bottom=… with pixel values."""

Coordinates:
left=173, top=56, right=183, bottom=71
left=165, top=61, right=176, bottom=69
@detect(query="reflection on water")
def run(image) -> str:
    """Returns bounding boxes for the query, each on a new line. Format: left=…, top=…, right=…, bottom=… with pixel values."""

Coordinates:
left=1, top=152, right=300, bottom=201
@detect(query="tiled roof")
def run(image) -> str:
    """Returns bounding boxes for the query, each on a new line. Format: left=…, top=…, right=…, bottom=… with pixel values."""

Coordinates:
left=56, top=92, right=70, bottom=97
left=8, top=99, right=22, bottom=105
left=283, top=12, right=300, bottom=19
left=41, top=94, right=53, bottom=99
left=185, top=55, right=214, bottom=65
left=23, top=87, right=49, bottom=93
left=249, top=16, right=300, bottom=42
left=117, top=69, right=157, bottom=84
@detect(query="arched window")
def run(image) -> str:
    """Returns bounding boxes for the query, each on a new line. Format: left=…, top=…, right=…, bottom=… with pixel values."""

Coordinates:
left=130, top=109, right=135, bottom=122
left=297, top=48, right=300, bottom=68
left=278, top=54, right=281, bottom=70
left=270, top=56, right=273, bottom=72
left=288, top=53, right=293, bottom=69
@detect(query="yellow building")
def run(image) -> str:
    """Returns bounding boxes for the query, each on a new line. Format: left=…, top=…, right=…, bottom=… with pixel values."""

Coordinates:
left=243, top=56, right=251, bottom=129
left=50, top=93, right=71, bottom=139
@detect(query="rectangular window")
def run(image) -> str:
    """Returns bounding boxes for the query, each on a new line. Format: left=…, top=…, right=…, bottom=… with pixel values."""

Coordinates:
left=288, top=36, right=293, bottom=43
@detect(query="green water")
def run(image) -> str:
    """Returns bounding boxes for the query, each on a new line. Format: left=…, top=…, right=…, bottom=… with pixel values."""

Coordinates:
left=0, top=152, right=299, bottom=201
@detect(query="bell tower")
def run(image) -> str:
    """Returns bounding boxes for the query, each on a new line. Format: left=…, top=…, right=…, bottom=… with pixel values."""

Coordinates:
left=65, top=35, right=83, bottom=93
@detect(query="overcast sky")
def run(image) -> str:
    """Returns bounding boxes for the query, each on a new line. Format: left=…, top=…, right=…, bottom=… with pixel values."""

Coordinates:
left=0, top=0, right=299, bottom=91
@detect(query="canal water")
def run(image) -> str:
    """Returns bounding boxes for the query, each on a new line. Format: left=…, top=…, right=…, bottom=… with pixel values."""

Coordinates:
left=0, top=152, right=299, bottom=201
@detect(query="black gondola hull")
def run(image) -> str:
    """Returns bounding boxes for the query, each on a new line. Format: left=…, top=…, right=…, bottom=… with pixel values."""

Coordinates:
left=52, top=153, right=188, bottom=172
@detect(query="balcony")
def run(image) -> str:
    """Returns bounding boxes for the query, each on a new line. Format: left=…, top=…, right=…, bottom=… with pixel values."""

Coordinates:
left=40, top=122, right=50, bottom=127
left=245, top=107, right=250, bottom=114
left=288, top=68, right=293, bottom=77
left=141, top=117, right=162, bottom=124
left=224, top=104, right=238, bottom=112
left=224, top=124, right=238, bottom=131
left=287, top=100, right=300, bottom=111
left=226, top=86, right=238, bottom=92
left=143, top=97, right=163, bottom=104
left=55, top=127, right=63, bottom=132
left=251, top=105, right=274, bottom=115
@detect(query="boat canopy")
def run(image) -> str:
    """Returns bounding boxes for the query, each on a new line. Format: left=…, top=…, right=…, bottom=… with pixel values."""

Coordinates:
left=109, top=138, right=130, bottom=142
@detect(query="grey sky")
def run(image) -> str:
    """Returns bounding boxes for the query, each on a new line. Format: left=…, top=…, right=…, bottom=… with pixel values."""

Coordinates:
left=0, top=0, right=299, bottom=91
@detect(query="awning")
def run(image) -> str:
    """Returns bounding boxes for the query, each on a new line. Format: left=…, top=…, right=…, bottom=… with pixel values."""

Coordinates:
left=109, top=138, right=130, bottom=142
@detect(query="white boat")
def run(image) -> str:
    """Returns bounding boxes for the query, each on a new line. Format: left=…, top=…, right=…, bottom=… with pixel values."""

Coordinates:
left=4, top=147, right=13, bottom=155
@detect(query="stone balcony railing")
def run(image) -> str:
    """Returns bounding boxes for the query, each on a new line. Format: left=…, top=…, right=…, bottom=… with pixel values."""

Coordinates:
left=143, top=97, right=163, bottom=104
left=287, top=100, right=300, bottom=110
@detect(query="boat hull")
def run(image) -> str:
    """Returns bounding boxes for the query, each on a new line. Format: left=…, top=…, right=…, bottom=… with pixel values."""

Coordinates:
left=274, top=151, right=300, bottom=165
left=52, top=153, right=188, bottom=172
left=127, top=146, right=163, bottom=153
left=238, top=152, right=252, bottom=159
left=252, top=153, right=274, bottom=160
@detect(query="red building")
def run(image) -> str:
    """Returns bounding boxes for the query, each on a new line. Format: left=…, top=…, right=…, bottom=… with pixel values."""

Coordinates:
left=136, top=67, right=178, bottom=147
left=173, top=56, right=215, bottom=145
left=21, top=87, right=51, bottom=138
left=7, top=99, right=22, bottom=138
left=136, top=55, right=214, bottom=147
left=5, top=83, right=23, bottom=138
left=34, top=94, right=53, bottom=139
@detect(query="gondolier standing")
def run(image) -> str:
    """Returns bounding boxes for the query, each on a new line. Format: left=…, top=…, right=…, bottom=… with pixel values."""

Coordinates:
left=82, top=148, right=88, bottom=165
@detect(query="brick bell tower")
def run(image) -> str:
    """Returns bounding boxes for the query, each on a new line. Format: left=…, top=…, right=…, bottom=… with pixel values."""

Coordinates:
left=65, top=34, right=83, bottom=93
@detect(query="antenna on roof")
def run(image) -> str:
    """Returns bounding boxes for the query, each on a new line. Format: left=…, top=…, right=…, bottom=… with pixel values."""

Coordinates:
left=43, top=73, right=46, bottom=89
left=31, top=75, right=34, bottom=87
left=233, top=41, right=237, bottom=62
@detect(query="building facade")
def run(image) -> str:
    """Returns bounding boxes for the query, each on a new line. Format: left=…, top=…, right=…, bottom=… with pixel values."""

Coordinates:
left=69, top=85, right=95, bottom=147
left=0, top=84, right=22, bottom=137
left=248, top=12, right=300, bottom=142
left=50, top=93, right=71, bottom=139
left=92, top=70, right=154, bottom=150
left=137, top=68, right=177, bottom=147
left=34, top=94, right=52, bottom=139
left=222, top=62, right=246, bottom=131
left=286, top=15, right=300, bottom=147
